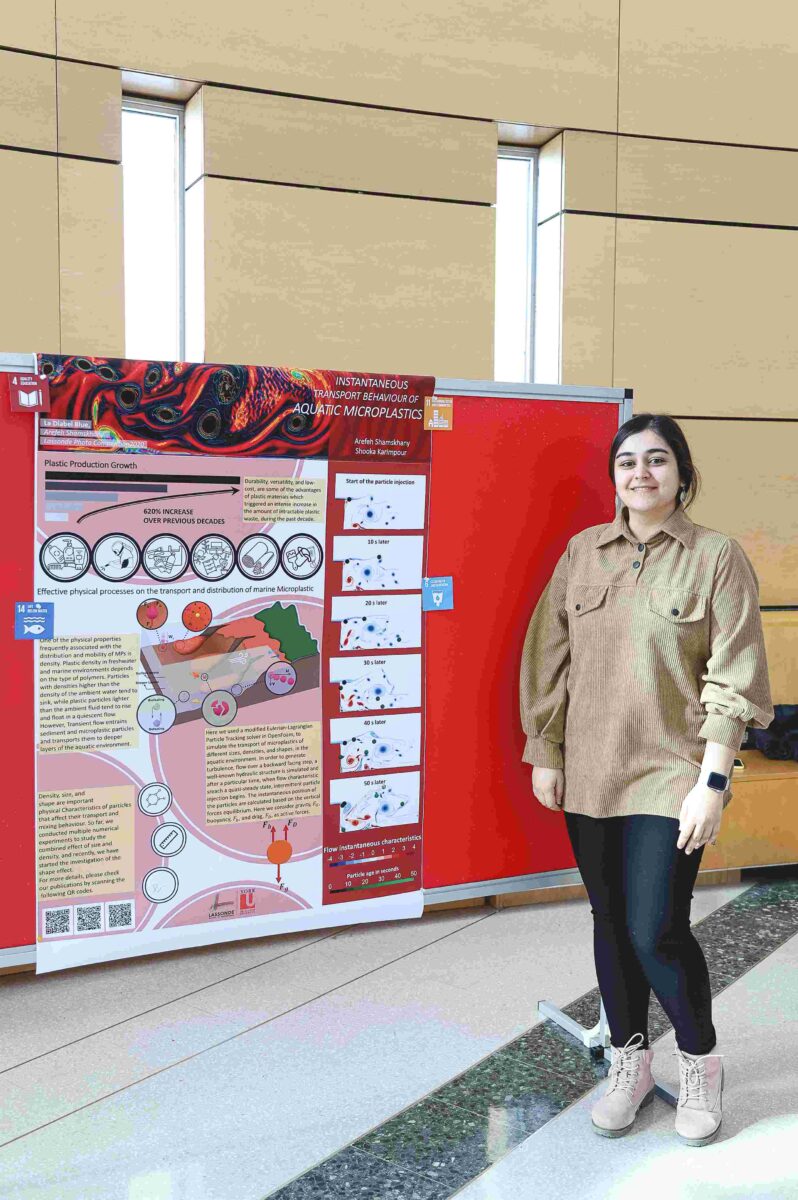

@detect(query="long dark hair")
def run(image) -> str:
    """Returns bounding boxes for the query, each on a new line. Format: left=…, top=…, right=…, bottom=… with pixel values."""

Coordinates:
left=608, top=413, right=701, bottom=511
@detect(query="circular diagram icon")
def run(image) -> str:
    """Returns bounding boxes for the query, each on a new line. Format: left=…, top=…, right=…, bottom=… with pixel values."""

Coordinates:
left=137, top=783, right=173, bottom=816
left=191, top=534, right=236, bottom=582
left=182, top=600, right=212, bottom=632
left=201, top=689, right=237, bottom=727
left=237, top=534, right=280, bottom=581
left=281, top=533, right=323, bottom=580
left=137, top=598, right=168, bottom=630
left=137, top=694, right=176, bottom=734
left=142, top=534, right=189, bottom=582
left=150, top=822, right=187, bottom=857
left=93, top=533, right=140, bottom=582
left=142, top=867, right=179, bottom=904
left=39, top=533, right=91, bottom=582
left=264, top=662, right=297, bottom=695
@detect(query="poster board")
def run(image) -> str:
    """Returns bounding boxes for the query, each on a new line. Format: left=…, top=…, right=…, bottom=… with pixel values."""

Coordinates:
left=0, top=356, right=629, bottom=965
left=30, top=355, right=432, bottom=972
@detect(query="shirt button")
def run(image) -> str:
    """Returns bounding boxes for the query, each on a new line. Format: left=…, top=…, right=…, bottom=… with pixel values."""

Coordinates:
left=671, top=608, right=680, bottom=615
left=637, top=543, right=644, bottom=551
left=632, top=560, right=640, bottom=569
left=575, top=604, right=581, bottom=610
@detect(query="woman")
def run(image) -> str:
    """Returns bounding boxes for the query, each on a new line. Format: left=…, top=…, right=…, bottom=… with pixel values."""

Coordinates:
left=519, top=414, right=774, bottom=1147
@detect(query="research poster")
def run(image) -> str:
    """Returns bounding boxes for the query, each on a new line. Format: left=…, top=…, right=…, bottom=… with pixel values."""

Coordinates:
left=33, top=355, right=432, bottom=973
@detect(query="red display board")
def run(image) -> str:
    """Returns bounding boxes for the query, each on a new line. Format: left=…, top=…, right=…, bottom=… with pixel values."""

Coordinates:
left=1, top=372, right=36, bottom=951
left=0, top=367, right=623, bottom=954
left=423, top=389, right=621, bottom=890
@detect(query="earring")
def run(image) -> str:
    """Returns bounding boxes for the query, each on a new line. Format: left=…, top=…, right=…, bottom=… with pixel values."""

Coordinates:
left=679, top=486, right=686, bottom=502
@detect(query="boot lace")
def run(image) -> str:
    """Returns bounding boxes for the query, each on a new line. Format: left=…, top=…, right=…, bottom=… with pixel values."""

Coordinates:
left=607, top=1035, right=645, bottom=1095
left=673, top=1049, right=725, bottom=1102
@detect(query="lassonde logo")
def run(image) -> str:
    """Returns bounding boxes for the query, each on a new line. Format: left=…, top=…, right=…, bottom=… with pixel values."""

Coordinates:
left=208, top=892, right=236, bottom=920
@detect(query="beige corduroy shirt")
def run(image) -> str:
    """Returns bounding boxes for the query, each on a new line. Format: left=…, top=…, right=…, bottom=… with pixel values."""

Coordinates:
left=519, top=502, right=774, bottom=819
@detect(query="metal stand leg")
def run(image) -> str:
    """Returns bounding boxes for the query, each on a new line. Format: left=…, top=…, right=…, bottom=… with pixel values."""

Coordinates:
left=537, top=995, right=680, bottom=1106
left=536, top=995, right=611, bottom=1057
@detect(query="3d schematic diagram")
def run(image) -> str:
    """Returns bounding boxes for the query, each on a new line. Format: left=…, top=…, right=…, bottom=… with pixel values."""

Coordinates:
left=140, top=602, right=320, bottom=723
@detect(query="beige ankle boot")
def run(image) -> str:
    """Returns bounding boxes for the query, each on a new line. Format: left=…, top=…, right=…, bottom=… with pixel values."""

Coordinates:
left=591, top=1031, right=656, bottom=1137
left=673, top=1048, right=724, bottom=1146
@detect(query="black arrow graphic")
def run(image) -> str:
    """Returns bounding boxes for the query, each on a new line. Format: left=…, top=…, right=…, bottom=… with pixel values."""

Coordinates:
left=77, top=486, right=240, bottom=524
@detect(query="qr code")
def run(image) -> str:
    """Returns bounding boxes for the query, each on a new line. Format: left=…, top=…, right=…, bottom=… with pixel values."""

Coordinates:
left=42, top=907, right=72, bottom=937
left=75, top=904, right=103, bottom=935
left=106, top=900, right=134, bottom=931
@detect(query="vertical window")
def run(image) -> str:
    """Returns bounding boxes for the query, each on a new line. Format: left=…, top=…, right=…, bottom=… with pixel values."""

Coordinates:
left=122, top=98, right=185, bottom=361
left=494, top=147, right=538, bottom=383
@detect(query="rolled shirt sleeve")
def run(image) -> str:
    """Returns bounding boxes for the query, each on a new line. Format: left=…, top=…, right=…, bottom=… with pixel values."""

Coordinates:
left=698, top=537, right=775, bottom=751
left=519, top=544, right=570, bottom=769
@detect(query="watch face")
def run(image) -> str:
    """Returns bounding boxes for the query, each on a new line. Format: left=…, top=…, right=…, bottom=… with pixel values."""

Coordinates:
left=707, top=771, right=728, bottom=791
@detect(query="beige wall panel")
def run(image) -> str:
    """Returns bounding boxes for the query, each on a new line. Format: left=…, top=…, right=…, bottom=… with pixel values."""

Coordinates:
left=678, top=420, right=798, bottom=605
left=199, top=179, right=493, bottom=375
left=614, top=220, right=798, bottom=418
left=191, top=86, right=497, bottom=203
left=56, top=0, right=619, bottom=128
left=560, top=214, right=615, bottom=386
left=58, top=160, right=125, bottom=356
left=533, top=215, right=562, bottom=384
left=617, top=138, right=798, bottom=227
left=761, top=614, right=798, bottom=703
left=0, top=2, right=55, bottom=54
left=0, top=50, right=56, bottom=152
left=57, top=62, right=121, bottom=161
left=619, top=2, right=798, bottom=148
left=0, top=150, right=60, bottom=349
left=536, top=135, right=563, bottom=224
left=562, top=131, right=616, bottom=214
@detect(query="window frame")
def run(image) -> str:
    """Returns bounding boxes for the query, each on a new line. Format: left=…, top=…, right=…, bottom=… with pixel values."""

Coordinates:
left=495, top=144, right=539, bottom=384
left=121, top=95, right=186, bottom=361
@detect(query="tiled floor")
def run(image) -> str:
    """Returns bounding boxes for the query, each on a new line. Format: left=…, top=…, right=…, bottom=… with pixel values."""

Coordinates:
left=453, top=930, right=798, bottom=1200
left=0, top=872, right=795, bottom=1199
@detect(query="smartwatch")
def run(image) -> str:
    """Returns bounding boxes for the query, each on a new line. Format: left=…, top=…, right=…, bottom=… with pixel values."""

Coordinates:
left=706, top=771, right=729, bottom=793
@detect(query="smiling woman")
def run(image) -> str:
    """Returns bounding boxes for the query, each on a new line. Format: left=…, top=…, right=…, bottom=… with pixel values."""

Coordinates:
left=519, top=409, right=775, bottom=1143
left=121, top=98, right=185, bottom=361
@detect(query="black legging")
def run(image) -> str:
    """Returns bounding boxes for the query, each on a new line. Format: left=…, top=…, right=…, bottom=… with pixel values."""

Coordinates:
left=564, top=811, right=717, bottom=1055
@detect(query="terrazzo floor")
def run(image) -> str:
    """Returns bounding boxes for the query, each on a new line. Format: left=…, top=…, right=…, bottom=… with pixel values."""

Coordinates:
left=0, top=869, right=795, bottom=1200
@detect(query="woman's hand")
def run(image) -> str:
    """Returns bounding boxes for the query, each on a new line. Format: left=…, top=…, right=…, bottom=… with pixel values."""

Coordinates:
left=532, top=766, right=564, bottom=811
left=677, top=785, right=724, bottom=853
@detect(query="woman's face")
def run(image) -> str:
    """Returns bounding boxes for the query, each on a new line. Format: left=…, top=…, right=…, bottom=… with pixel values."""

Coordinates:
left=614, top=429, right=682, bottom=518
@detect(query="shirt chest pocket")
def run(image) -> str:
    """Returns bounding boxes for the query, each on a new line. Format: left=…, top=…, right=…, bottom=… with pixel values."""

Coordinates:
left=646, top=588, right=707, bottom=624
left=566, top=583, right=609, bottom=617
